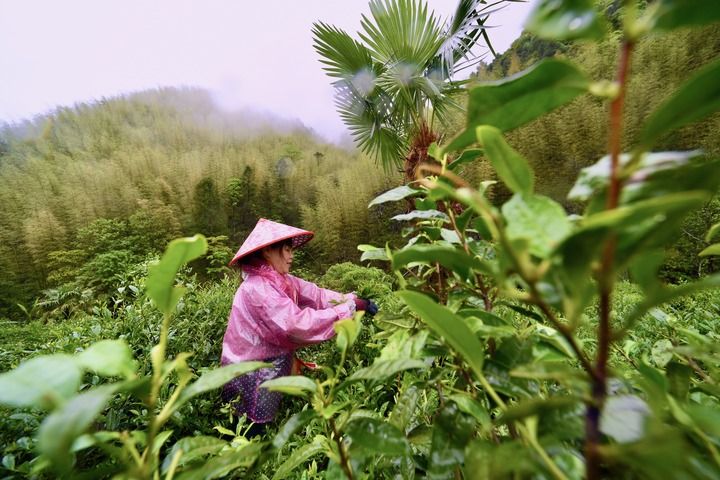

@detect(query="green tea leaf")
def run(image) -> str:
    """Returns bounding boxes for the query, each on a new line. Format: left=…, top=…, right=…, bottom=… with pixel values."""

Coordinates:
left=260, top=376, right=317, bottom=397
left=38, top=384, right=119, bottom=472
left=346, top=418, right=409, bottom=456
left=180, top=442, right=263, bottom=480
left=358, top=244, right=389, bottom=262
left=389, top=385, right=420, bottom=432
left=498, top=396, right=579, bottom=423
left=706, top=222, right=720, bottom=243
left=392, top=244, right=492, bottom=279
left=272, top=437, right=325, bottom=480
left=391, top=209, right=449, bottom=222
left=476, top=126, right=534, bottom=194
left=176, top=361, right=268, bottom=409
left=665, top=362, right=692, bottom=400
left=335, top=317, right=360, bottom=353
left=646, top=0, right=720, bottom=31
left=526, top=0, right=605, bottom=40
left=348, top=359, right=427, bottom=382
left=0, top=354, right=81, bottom=409
left=77, top=340, right=137, bottom=379
left=146, top=234, right=208, bottom=316
left=651, top=339, right=674, bottom=368
left=447, top=148, right=483, bottom=172
left=502, top=194, right=570, bottom=258
left=368, top=185, right=421, bottom=208
left=699, top=244, right=720, bottom=257
left=273, top=410, right=317, bottom=450
left=639, top=59, right=720, bottom=148
left=428, top=404, right=475, bottom=479
left=398, top=291, right=486, bottom=381
left=161, top=436, right=228, bottom=473
left=570, top=151, right=716, bottom=207
left=448, top=393, right=492, bottom=430
left=686, top=404, right=720, bottom=437
left=465, top=439, right=536, bottom=479
left=447, top=59, right=589, bottom=152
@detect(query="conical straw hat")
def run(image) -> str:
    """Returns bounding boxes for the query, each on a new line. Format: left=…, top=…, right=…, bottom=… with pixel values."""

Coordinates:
left=229, top=218, right=314, bottom=267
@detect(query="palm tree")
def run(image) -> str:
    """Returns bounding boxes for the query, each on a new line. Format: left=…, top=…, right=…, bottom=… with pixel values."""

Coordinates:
left=313, top=0, right=513, bottom=180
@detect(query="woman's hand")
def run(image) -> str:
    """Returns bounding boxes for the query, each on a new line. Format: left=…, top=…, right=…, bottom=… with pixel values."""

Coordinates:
left=354, top=297, right=378, bottom=316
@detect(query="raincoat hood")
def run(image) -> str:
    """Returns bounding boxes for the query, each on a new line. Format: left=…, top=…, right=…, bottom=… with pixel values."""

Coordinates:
left=230, top=218, right=313, bottom=267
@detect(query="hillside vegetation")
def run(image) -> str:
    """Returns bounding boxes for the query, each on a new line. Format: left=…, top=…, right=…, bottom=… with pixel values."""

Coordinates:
left=0, top=89, right=401, bottom=319
left=460, top=23, right=720, bottom=279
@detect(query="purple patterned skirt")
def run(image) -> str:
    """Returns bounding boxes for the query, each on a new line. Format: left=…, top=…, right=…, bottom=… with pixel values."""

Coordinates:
left=221, top=353, right=293, bottom=424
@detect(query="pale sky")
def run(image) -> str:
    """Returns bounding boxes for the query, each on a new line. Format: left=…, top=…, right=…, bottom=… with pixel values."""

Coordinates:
left=0, top=0, right=537, bottom=143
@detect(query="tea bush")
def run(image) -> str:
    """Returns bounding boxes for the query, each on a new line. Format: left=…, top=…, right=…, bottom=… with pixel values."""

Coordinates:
left=3, top=1, right=720, bottom=479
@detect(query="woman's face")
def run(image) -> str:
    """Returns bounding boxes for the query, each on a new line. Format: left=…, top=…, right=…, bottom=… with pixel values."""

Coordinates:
left=262, top=243, right=294, bottom=274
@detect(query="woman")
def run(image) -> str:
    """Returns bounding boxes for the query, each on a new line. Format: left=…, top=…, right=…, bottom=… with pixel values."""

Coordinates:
left=221, top=218, right=376, bottom=435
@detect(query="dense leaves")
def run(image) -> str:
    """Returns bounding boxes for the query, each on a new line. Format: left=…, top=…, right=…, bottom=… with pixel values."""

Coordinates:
left=2, top=2, right=720, bottom=479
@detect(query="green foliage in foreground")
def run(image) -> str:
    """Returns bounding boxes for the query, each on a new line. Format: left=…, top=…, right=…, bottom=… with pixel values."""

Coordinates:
left=2, top=1, right=720, bottom=479
left=469, top=18, right=720, bottom=281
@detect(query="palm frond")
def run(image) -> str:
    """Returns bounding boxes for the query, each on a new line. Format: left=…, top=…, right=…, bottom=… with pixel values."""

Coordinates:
left=437, top=0, right=511, bottom=76
left=312, top=22, right=377, bottom=79
left=334, top=81, right=406, bottom=171
left=359, top=0, right=444, bottom=67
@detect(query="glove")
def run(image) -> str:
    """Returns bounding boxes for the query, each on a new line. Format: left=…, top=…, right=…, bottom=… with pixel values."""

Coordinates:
left=366, top=300, right=379, bottom=316
left=354, top=297, right=378, bottom=316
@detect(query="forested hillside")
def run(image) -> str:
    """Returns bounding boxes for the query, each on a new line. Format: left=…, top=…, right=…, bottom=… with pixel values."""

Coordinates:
left=0, top=89, right=401, bottom=319
left=464, top=23, right=720, bottom=279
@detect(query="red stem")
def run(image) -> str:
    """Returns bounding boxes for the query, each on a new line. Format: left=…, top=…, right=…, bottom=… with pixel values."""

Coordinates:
left=586, top=40, right=634, bottom=480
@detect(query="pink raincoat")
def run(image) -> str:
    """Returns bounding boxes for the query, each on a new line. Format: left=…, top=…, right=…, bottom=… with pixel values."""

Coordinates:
left=221, top=261, right=356, bottom=423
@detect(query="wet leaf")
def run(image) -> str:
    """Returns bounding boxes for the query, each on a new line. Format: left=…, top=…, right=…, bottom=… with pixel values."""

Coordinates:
left=398, top=291, right=486, bottom=381
left=346, top=418, right=409, bottom=456
left=427, top=404, right=474, bottom=479
left=390, top=385, right=420, bottom=432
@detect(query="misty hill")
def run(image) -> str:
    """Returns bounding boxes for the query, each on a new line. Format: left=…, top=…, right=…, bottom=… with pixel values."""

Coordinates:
left=0, top=88, right=401, bottom=317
